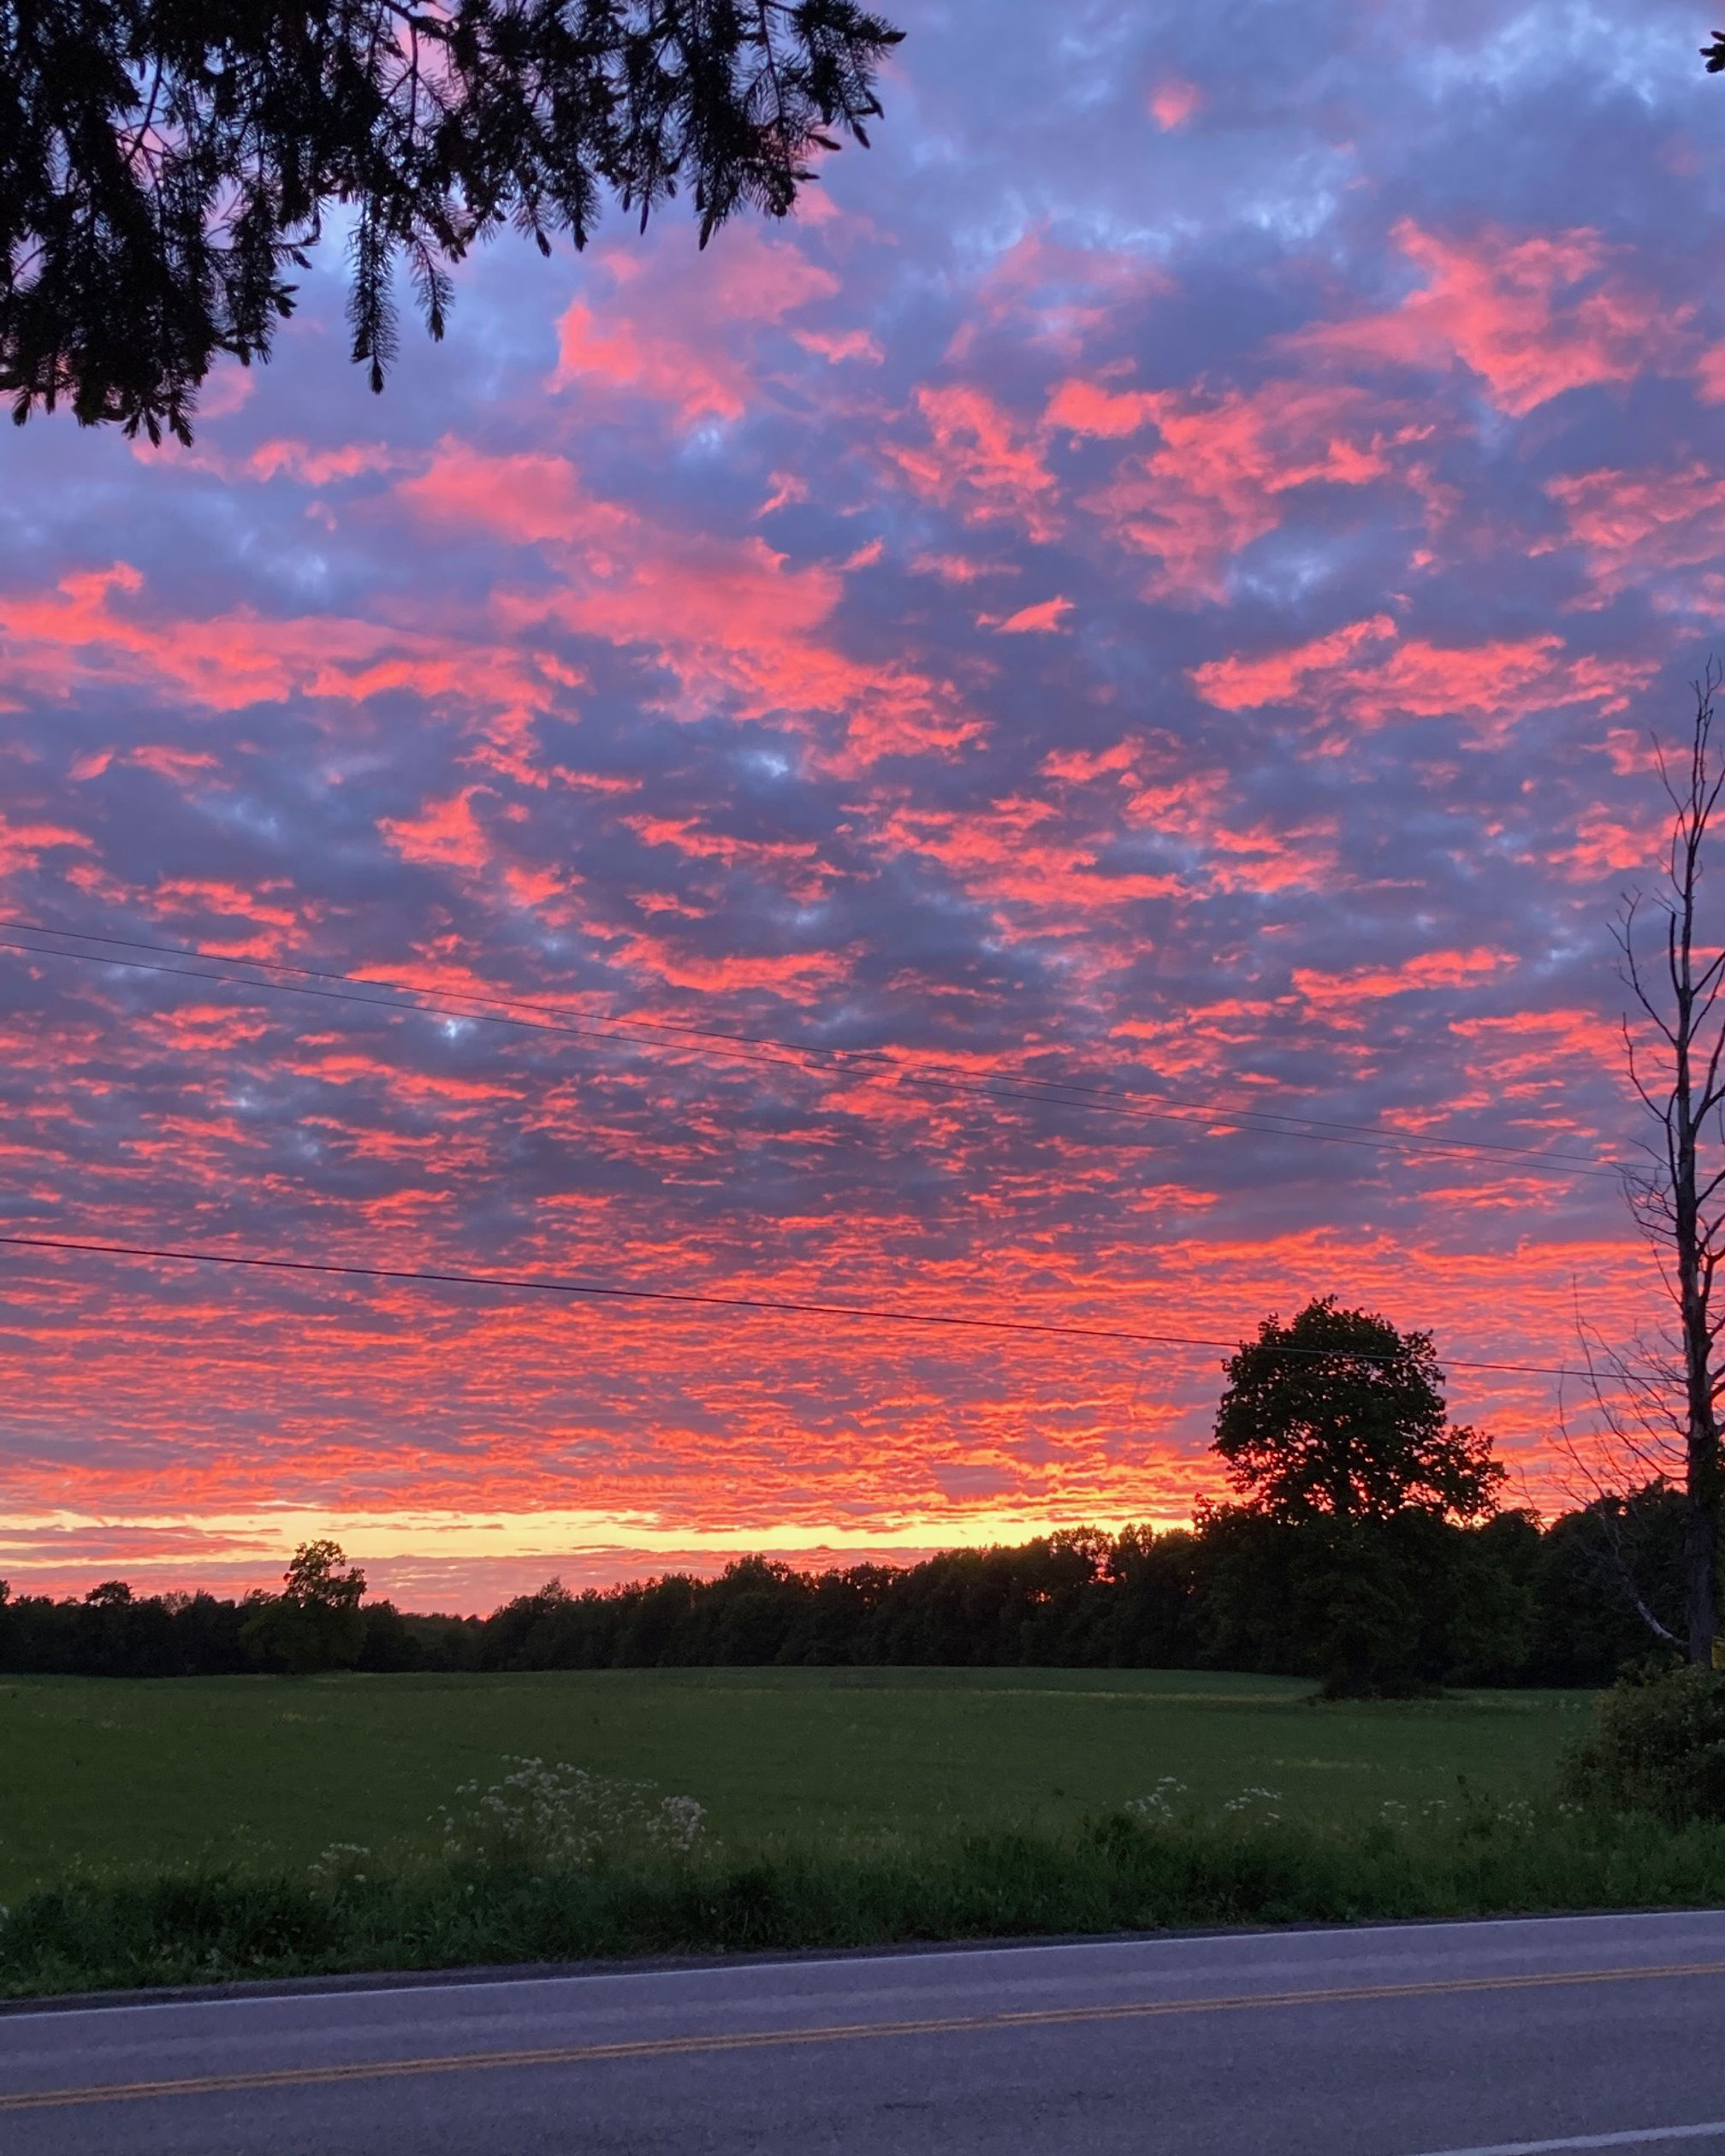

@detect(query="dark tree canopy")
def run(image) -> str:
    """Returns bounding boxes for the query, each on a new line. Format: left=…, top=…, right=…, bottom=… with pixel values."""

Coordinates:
left=240, top=1537, right=369, bottom=1671
left=282, top=1537, right=367, bottom=1609
left=2, top=0, right=903, bottom=442
left=1212, top=1297, right=1505, bottom=1526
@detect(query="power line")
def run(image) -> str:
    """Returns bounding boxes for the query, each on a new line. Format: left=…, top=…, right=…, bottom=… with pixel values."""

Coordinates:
left=1, top=915, right=1613, bottom=1170
left=0, top=1230, right=1587, bottom=1377
left=0, top=917, right=1626, bottom=1182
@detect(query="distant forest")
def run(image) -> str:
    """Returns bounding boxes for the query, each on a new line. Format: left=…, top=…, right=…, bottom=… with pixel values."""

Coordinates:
left=0, top=1486, right=1692, bottom=1694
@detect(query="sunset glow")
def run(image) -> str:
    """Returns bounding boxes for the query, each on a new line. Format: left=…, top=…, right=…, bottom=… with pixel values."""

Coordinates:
left=3, top=2, right=1715, bottom=1608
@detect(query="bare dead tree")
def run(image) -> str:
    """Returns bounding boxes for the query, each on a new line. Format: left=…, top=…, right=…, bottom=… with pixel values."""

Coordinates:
left=1617, top=661, right=1725, bottom=1665
left=1550, top=1289, right=1683, bottom=1650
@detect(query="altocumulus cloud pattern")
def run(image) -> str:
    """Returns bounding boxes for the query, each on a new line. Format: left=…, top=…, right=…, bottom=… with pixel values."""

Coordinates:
left=0, top=0, right=1714, bottom=1605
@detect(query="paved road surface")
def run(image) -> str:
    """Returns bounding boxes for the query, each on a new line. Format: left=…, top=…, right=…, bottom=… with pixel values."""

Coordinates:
left=5, top=1910, right=1725, bottom=2153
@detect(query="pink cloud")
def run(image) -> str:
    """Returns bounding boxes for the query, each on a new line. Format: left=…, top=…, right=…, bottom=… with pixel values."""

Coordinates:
left=0, top=814, right=93, bottom=880
left=601, top=933, right=856, bottom=1000
left=494, top=514, right=978, bottom=767
left=1349, top=637, right=1656, bottom=736
left=1148, top=77, right=1204, bottom=131
left=539, top=532, right=841, bottom=655
left=1077, top=382, right=1416, bottom=601
left=1295, top=947, right=1518, bottom=1022
left=622, top=815, right=833, bottom=904
left=397, top=439, right=633, bottom=549
left=888, top=383, right=1060, bottom=540
left=1592, top=727, right=1664, bottom=777
left=1192, top=616, right=1657, bottom=743
left=1696, top=341, right=1725, bottom=404
left=1540, top=462, right=1725, bottom=604
left=874, top=799, right=1181, bottom=933
left=247, top=440, right=399, bottom=486
left=379, top=789, right=494, bottom=874
left=1189, top=614, right=1400, bottom=710
left=326, top=440, right=981, bottom=771
left=1046, top=377, right=1160, bottom=439
left=794, top=328, right=885, bottom=365
left=988, top=596, right=1073, bottom=634
left=550, top=229, right=841, bottom=424
left=554, top=300, right=748, bottom=424
left=145, top=880, right=305, bottom=950
left=757, top=471, right=810, bottom=518
left=1040, top=740, right=1140, bottom=784
left=1290, top=220, right=1688, bottom=417
left=1544, top=804, right=1669, bottom=880
left=1201, top=818, right=1343, bottom=897
left=909, top=552, right=1012, bottom=584
left=948, top=230, right=1172, bottom=362
left=128, top=744, right=222, bottom=790
left=0, top=560, right=566, bottom=732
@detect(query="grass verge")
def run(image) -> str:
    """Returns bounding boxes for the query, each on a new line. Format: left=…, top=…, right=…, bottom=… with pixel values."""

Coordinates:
left=7, top=1800, right=1725, bottom=2000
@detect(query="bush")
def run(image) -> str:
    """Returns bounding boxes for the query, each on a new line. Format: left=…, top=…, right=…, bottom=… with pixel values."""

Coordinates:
left=1565, top=1665, right=1725, bottom=1823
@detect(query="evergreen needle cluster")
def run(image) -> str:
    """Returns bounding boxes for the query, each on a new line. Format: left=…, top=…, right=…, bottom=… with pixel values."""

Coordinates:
left=1, top=0, right=903, bottom=441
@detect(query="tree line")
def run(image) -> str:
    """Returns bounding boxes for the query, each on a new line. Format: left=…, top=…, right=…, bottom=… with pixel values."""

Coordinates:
left=0, top=1487, right=1690, bottom=1691
left=0, top=1300, right=1700, bottom=1693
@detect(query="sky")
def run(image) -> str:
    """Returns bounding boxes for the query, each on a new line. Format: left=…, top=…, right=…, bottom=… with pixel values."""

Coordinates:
left=2, top=0, right=1722, bottom=1610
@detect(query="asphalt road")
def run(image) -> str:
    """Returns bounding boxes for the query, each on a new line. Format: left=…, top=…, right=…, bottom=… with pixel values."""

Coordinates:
left=5, top=1910, right=1725, bottom=2153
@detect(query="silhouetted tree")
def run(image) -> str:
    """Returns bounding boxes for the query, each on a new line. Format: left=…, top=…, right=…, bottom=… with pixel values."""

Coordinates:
left=356, top=1596, right=423, bottom=1671
left=1531, top=1484, right=1687, bottom=1685
left=1204, top=1301, right=1508, bottom=1695
left=1212, top=1298, right=1504, bottom=1525
left=3, top=0, right=904, bottom=441
left=1445, top=1508, right=1542, bottom=1685
left=1100, top=1526, right=1200, bottom=1667
left=241, top=1537, right=368, bottom=1673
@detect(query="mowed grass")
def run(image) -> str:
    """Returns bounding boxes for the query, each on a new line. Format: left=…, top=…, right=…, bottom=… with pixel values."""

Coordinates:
left=0, top=1667, right=1593, bottom=1898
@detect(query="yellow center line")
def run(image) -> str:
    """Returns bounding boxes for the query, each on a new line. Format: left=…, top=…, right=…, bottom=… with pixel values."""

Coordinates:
left=5, top=1957, right=1724, bottom=2115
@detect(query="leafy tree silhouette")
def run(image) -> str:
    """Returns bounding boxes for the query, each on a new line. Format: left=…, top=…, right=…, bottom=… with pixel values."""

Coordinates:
left=242, top=1538, right=369, bottom=1673
left=1212, top=1297, right=1504, bottom=1526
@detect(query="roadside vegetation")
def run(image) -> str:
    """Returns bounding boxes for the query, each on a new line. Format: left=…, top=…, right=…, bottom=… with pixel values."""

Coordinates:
left=9, top=1694, right=1725, bottom=1999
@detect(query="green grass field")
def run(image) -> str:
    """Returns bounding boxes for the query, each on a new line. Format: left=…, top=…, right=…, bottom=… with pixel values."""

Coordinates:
left=0, top=1667, right=1594, bottom=1898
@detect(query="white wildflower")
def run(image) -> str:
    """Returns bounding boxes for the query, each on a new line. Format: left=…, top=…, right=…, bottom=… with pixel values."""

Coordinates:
left=1221, top=1786, right=1284, bottom=1821
left=309, top=1842, right=372, bottom=1886
left=1124, top=1776, right=1190, bottom=1822
left=436, top=1758, right=705, bottom=1870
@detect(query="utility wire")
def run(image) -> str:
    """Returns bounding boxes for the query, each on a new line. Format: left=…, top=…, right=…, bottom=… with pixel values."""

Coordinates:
left=0, top=918, right=1625, bottom=1182
left=0, top=1231, right=1587, bottom=1377
left=1, top=915, right=1610, bottom=1167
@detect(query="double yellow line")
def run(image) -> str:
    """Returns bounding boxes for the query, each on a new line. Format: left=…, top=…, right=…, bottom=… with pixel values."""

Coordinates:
left=5, top=1956, right=1724, bottom=2115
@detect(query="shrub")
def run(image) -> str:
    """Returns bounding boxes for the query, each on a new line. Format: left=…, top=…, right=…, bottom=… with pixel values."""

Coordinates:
left=1565, top=1665, right=1725, bottom=1823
